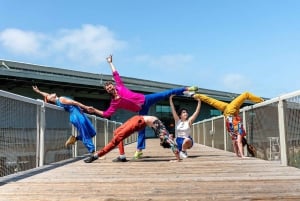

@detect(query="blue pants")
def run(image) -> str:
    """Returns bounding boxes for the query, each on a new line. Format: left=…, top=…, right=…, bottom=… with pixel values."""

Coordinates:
left=70, top=111, right=96, bottom=153
left=176, top=137, right=193, bottom=152
left=137, top=87, right=186, bottom=150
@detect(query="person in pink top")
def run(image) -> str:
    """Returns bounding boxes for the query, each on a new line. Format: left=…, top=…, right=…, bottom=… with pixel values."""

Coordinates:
left=89, top=55, right=198, bottom=161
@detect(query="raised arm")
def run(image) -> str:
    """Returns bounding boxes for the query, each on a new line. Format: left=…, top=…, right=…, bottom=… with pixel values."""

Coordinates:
left=169, top=95, right=179, bottom=122
left=59, top=97, right=89, bottom=111
left=106, top=54, right=117, bottom=73
left=106, top=55, right=125, bottom=87
left=188, top=99, right=201, bottom=126
left=85, top=107, right=105, bottom=117
left=32, top=85, right=49, bottom=98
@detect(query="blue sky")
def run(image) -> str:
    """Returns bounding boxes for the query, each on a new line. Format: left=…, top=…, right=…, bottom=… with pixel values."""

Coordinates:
left=0, top=0, right=299, bottom=98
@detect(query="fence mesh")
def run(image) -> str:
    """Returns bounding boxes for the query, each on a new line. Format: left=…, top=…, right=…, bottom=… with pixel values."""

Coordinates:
left=0, top=90, right=129, bottom=177
left=0, top=96, right=38, bottom=176
left=192, top=91, right=300, bottom=169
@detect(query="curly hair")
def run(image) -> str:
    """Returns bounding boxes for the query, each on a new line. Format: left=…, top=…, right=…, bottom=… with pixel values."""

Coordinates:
left=160, top=139, right=171, bottom=148
left=242, top=137, right=257, bottom=157
left=177, top=108, right=188, bottom=117
left=103, top=81, right=114, bottom=89
left=152, top=119, right=168, bottom=137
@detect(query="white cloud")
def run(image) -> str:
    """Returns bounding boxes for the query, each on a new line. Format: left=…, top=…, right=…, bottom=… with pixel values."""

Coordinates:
left=222, top=73, right=251, bottom=93
left=0, top=25, right=127, bottom=67
left=51, top=24, right=127, bottom=66
left=0, top=28, right=46, bottom=55
left=126, top=53, right=197, bottom=86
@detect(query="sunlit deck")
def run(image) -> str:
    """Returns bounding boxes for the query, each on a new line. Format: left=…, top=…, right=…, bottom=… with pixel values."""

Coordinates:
left=1, top=139, right=300, bottom=201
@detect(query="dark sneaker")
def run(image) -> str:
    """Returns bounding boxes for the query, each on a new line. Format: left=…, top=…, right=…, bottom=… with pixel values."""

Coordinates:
left=84, top=155, right=98, bottom=163
left=112, top=156, right=128, bottom=162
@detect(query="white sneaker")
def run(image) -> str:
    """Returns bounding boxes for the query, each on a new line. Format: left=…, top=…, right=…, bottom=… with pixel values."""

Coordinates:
left=183, top=91, right=195, bottom=97
left=180, top=151, right=188, bottom=159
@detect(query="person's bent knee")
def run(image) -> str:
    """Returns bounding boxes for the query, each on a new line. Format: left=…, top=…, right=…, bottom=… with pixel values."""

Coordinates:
left=183, top=138, right=192, bottom=149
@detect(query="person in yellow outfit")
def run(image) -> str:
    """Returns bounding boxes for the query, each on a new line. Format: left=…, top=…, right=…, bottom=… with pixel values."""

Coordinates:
left=193, top=92, right=264, bottom=158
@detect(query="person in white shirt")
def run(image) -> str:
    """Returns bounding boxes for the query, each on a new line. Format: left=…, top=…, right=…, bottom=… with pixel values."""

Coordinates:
left=169, top=95, right=201, bottom=159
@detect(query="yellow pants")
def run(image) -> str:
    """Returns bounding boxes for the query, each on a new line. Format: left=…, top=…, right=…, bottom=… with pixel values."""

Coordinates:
left=193, top=92, right=264, bottom=117
left=194, top=92, right=263, bottom=136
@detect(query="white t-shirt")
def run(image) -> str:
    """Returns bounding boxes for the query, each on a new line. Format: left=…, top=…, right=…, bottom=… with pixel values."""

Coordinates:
left=175, top=120, right=191, bottom=138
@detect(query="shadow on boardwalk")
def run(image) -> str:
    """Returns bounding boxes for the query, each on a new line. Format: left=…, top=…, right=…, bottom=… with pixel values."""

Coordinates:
left=1, top=139, right=300, bottom=201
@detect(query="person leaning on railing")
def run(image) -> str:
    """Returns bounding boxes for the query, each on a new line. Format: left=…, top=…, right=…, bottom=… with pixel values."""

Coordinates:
left=32, top=85, right=97, bottom=156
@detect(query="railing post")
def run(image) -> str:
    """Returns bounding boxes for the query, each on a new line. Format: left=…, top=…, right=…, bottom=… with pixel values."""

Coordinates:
left=242, top=110, right=247, bottom=155
left=202, top=123, right=206, bottom=146
left=211, top=119, right=214, bottom=148
left=104, top=119, right=109, bottom=145
left=223, top=117, right=227, bottom=151
left=192, top=124, right=195, bottom=142
left=198, top=124, right=200, bottom=144
left=37, top=101, right=45, bottom=167
left=92, top=115, right=97, bottom=149
left=72, top=126, right=78, bottom=157
left=278, top=99, right=288, bottom=166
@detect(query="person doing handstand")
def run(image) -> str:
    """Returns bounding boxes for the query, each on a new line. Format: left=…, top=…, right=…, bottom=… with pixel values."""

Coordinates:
left=193, top=92, right=264, bottom=158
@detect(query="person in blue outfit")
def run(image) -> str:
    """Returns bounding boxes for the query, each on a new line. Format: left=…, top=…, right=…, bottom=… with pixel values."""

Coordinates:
left=32, top=85, right=96, bottom=154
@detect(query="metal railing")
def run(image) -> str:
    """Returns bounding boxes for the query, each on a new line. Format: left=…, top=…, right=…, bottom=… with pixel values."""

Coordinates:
left=3, top=88, right=300, bottom=177
left=192, top=90, right=300, bottom=168
left=0, top=90, right=137, bottom=177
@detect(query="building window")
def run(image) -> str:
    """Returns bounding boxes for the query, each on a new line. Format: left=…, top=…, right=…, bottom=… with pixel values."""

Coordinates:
left=156, top=105, right=171, bottom=113
left=210, top=109, right=221, bottom=116
left=155, top=104, right=174, bottom=134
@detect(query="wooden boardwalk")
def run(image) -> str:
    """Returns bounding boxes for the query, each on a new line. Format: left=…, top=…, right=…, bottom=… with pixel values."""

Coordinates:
left=1, top=139, right=300, bottom=201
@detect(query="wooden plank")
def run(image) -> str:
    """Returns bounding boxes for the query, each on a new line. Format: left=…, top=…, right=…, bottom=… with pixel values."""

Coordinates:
left=1, top=139, right=300, bottom=201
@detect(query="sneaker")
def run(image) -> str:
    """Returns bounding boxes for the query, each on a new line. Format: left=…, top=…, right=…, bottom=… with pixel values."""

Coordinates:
left=112, top=156, right=128, bottom=162
left=65, top=135, right=76, bottom=147
left=84, top=154, right=99, bottom=163
left=180, top=151, right=188, bottom=159
left=183, top=91, right=195, bottom=97
left=133, top=151, right=143, bottom=159
left=187, top=86, right=198, bottom=92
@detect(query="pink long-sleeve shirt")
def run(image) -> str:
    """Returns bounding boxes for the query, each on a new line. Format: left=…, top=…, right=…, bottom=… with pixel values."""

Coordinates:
left=102, top=71, right=146, bottom=118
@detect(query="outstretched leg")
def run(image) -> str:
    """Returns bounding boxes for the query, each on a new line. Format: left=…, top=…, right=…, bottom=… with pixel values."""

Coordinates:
left=135, top=87, right=195, bottom=156
left=84, top=116, right=147, bottom=163
left=224, top=92, right=264, bottom=116
left=71, top=113, right=96, bottom=153
left=193, top=93, right=228, bottom=112
left=143, top=87, right=187, bottom=108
